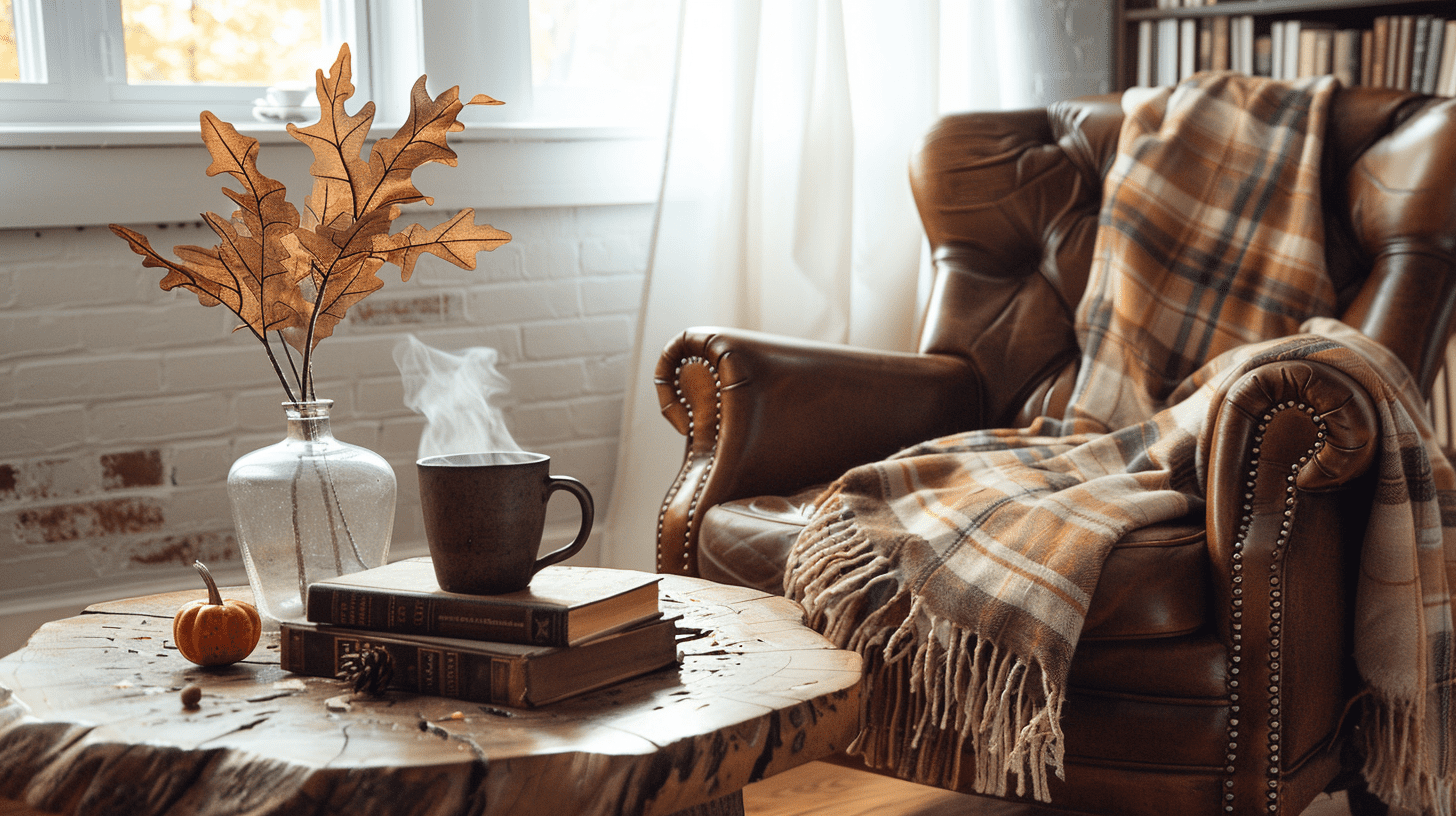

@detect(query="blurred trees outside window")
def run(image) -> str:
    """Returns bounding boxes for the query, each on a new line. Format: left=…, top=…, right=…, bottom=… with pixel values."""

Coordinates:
left=122, top=0, right=324, bottom=87
left=1, top=1, right=19, bottom=82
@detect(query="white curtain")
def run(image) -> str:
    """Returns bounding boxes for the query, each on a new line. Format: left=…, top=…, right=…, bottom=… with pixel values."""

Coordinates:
left=602, top=0, right=1112, bottom=571
left=599, top=0, right=937, bottom=571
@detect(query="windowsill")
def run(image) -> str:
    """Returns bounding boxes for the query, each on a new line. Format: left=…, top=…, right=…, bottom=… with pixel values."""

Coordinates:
left=0, top=120, right=662, bottom=148
left=0, top=120, right=667, bottom=229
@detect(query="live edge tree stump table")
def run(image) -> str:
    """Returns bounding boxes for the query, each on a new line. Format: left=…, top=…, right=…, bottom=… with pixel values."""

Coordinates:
left=0, top=574, right=862, bottom=816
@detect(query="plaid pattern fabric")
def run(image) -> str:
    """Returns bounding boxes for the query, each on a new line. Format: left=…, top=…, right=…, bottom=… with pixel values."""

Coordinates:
left=785, top=73, right=1456, bottom=814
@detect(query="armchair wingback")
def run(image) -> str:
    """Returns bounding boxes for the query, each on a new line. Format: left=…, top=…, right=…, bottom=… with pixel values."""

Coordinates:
left=654, top=84, right=1456, bottom=816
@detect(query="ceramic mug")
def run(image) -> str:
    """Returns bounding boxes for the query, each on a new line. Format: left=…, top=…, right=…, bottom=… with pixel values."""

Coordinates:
left=417, top=451, right=594, bottom=595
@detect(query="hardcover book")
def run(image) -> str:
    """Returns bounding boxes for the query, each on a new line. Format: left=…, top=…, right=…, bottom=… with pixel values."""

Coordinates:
left=306, top=560, right=662, bottom=647
left=279, top=616, right=680, bottom=708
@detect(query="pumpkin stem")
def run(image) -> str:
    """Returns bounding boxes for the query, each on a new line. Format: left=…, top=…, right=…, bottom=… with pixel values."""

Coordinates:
left=194, top=560, right=223, bottom=606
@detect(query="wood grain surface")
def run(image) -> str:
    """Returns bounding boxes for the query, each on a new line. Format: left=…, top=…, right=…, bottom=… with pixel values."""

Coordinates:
left=0, top=575, right=861, bottom=816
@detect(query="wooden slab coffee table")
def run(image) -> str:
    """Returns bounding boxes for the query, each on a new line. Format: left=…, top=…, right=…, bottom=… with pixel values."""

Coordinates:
left=0, top=573, right=862, bottom=816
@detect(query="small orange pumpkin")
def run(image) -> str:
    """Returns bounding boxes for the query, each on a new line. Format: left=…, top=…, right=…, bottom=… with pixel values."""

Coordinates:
left=174, top=561, right=262, bottom=666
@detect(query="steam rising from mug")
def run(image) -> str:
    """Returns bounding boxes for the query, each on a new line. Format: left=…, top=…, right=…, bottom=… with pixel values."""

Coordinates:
left=393, top=335, right=521, bottom=458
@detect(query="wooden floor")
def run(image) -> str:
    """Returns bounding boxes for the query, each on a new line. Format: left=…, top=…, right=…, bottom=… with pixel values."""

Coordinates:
left=0, top=802, right=51, bottom=816
left=740, top=761, right=1370, bottom=816
left=0, top=762, right=1399, bottom=815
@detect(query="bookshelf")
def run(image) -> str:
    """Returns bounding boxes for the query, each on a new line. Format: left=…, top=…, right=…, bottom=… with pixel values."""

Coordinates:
left=1115, top=0, right=1456, bottom=94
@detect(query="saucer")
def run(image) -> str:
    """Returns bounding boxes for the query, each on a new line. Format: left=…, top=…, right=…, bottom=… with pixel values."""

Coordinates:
left=252, top=101, right=313, bottom=123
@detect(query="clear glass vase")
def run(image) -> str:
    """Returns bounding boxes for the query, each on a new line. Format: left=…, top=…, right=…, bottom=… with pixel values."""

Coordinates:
left=227, top=399, right=396, bottom=626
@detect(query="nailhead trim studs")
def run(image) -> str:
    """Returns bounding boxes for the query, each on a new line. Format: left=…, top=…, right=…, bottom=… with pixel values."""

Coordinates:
left=657, top=356, right=724, bottom=574
left=656, top=356, right=724, bottom=574
left=1225, top=401, right=1326, bottom=815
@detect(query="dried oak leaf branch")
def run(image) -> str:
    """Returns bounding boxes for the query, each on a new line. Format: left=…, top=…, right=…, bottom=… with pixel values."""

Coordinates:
left=109, top=42, right=511, bottom=401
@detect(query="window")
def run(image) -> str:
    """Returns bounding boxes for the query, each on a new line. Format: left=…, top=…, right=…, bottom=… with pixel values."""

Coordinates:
left=0, top=0, right=362, bottom=125
left=1, top=0, right=676, bottom=130
left=529, top=0, right=677, bottom=127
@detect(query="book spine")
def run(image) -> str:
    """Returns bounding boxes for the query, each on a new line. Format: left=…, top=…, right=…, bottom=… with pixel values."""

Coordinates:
left=1138, top=19, right=1155, bottom=88
left=1198, top=19, right=1212, bottom=73
left=1315, top=29, right=1333, bottom=78
left=280, top=625, right=525, bottom=706
left=1333, top=29, right=1360, bottom=89
left=1211, top=16, right=1230, bottom=72
left=1421, top=15, right=1444, bottom=95
left=1372, top=17, right=1390, bottom=88
left=1412, top=16, right=1432, bottom=92
left=1441, top=21, right=1456, bottom=97
left=1180, top=17, right=1197, bottom=80
left=1298, top=28, right=1317, bottom=79
left=1159, top=19, right=1180, bottom=86
left=1394, top=15, right=1414, bottom=91
left=1361, top=29, right=1373, bottom=87
left=1287, top=21, right=1310, bottom=81
left=1271, top=21, right=1284, bottom=80
left=1242, top=17, right=1257, bottom=76
left=307, top=584, right=570, bottom=646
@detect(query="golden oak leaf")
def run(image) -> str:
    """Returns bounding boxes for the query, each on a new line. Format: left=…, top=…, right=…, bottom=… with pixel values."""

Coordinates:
left=287, top=43, right=376, bottom=230
left=198, top=113, right=311, bottom=335
left=356, top=76, right=469, bottom=213
left=110, top=113, right=309, bottom=340
left=110, top=225, right=232, bottom=308
left=385, top=209, right=512, bottom=281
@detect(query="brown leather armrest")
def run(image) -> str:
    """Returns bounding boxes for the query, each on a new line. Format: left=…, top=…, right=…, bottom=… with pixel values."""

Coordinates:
left=1204, top=359, right=1380, bottom=809
left=654, top=326, right=980, bottom=575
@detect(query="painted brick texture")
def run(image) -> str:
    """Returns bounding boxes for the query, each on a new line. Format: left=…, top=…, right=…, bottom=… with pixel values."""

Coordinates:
left=0, top=204, right=651, bottom=607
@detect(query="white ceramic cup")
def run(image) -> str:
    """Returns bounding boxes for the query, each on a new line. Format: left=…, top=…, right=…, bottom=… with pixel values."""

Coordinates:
left=265, top=85, right=309, bottom=108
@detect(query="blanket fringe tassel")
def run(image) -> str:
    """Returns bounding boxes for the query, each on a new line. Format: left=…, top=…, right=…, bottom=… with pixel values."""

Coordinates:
left=1357, top=693, right=1456, bottom=816
left=787, top=498, right=1067, bottom=803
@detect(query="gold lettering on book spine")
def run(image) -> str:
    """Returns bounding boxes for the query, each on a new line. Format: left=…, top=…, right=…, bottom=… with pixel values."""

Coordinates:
left=444, top=651, right=459, bottom=698
left=419, top=648, right=441, bottom=695
left=333, top=592, right=373, bottom=627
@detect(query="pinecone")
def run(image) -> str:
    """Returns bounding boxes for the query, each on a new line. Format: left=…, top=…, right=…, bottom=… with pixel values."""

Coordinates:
left=337, top=643, right=394, bottom=696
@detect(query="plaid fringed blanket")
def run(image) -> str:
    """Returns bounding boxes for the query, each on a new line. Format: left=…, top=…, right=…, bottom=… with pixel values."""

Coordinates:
left=785, top=72, right=1456, bottom=814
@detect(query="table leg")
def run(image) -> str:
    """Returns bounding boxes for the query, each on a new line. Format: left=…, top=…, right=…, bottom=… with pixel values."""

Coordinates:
left=666, top=789, right=744, bottom=816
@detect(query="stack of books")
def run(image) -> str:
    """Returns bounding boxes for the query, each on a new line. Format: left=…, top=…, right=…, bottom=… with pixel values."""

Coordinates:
left=279, top=558, right=677, bottom=708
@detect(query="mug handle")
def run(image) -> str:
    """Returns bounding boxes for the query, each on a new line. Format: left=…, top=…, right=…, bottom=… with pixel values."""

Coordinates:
left=533, top=475, right=595, bottom=574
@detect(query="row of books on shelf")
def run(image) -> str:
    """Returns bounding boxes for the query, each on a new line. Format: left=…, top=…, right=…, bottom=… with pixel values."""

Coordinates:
left=1136, top=5, right=1456, bottom=96
left=278, top=558, right=678, bottom=708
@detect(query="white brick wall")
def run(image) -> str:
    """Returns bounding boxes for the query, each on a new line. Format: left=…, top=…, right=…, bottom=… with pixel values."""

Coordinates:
left=0, top=203, right=653, bottom=648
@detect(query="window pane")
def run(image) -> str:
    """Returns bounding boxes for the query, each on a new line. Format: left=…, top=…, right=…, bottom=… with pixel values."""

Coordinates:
left=121, top=0, right=324, bottom=86
left=0, top=0, right=19, bottom=82
left=530, top=0, right=677, bottom=124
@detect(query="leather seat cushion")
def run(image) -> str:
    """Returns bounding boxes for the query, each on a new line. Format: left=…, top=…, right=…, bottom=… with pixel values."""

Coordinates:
left=698, top=486, right=827, bottom=595
left=699, top=490, right=1209, bottom=640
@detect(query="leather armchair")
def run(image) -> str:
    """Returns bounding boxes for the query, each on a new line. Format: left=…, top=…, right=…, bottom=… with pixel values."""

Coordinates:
left=654, top=85, right=1456, bottom=816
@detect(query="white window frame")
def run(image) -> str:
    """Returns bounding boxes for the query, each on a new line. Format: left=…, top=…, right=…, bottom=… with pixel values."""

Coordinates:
left=1, top=0, right=370, bottom=126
